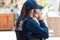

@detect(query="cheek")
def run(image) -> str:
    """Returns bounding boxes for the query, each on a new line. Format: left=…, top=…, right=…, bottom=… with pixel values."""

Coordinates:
left=35, top=14, right=38, bottom=18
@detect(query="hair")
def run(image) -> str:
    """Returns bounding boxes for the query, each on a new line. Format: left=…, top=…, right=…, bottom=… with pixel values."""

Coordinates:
left=16, top=4, right=32, bottom=29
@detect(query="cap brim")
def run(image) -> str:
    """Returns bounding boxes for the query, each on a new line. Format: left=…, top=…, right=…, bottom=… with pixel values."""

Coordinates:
left=37, top=5, right=44, bottom=10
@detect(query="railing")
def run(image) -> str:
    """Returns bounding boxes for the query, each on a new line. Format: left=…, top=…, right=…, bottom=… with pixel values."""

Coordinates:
left=47, top=17, right=60, bottom=37
left=0, top=13, right=15, bottom=30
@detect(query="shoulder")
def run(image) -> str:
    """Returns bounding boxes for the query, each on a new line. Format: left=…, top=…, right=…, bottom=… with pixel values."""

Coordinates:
left=25, top=19, right=38, bottom=25
left=27, top=19, right=36, bottom=22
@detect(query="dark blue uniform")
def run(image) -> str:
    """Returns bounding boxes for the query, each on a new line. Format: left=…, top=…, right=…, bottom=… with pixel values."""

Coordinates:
left=16, top=15, right=49, bottom=40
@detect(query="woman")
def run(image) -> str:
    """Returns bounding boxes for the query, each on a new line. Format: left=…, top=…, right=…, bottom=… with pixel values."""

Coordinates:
left=16, top=1, right=49, bottom=40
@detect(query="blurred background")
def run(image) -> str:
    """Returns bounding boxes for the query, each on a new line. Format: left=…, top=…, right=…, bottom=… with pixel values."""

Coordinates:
left=0, top=0, right=60, bottom=40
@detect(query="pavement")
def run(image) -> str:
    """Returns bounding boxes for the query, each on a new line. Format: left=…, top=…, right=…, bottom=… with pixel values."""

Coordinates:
left=0, top=31, right=60, bottom=40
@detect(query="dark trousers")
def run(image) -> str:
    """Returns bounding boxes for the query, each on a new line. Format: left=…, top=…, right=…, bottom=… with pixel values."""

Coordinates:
left=15, top=31, right=45, bottom=40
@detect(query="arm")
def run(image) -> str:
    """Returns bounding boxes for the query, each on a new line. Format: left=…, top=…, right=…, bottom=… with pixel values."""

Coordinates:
left=25, top=19, right=49, bottom=39
left=39, top=20, right=46, bottom=27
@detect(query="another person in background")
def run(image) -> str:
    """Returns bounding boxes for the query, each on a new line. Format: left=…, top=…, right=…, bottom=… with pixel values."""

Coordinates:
left=16, top=1, right=49, bottom=40
left=14, top=5, right=20, bottom=19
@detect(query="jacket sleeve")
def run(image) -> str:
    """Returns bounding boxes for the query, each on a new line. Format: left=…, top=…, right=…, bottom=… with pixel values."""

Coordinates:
left=25, top=19, right=49, bottom=39
left=39, top=20, right=49, bottom=33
